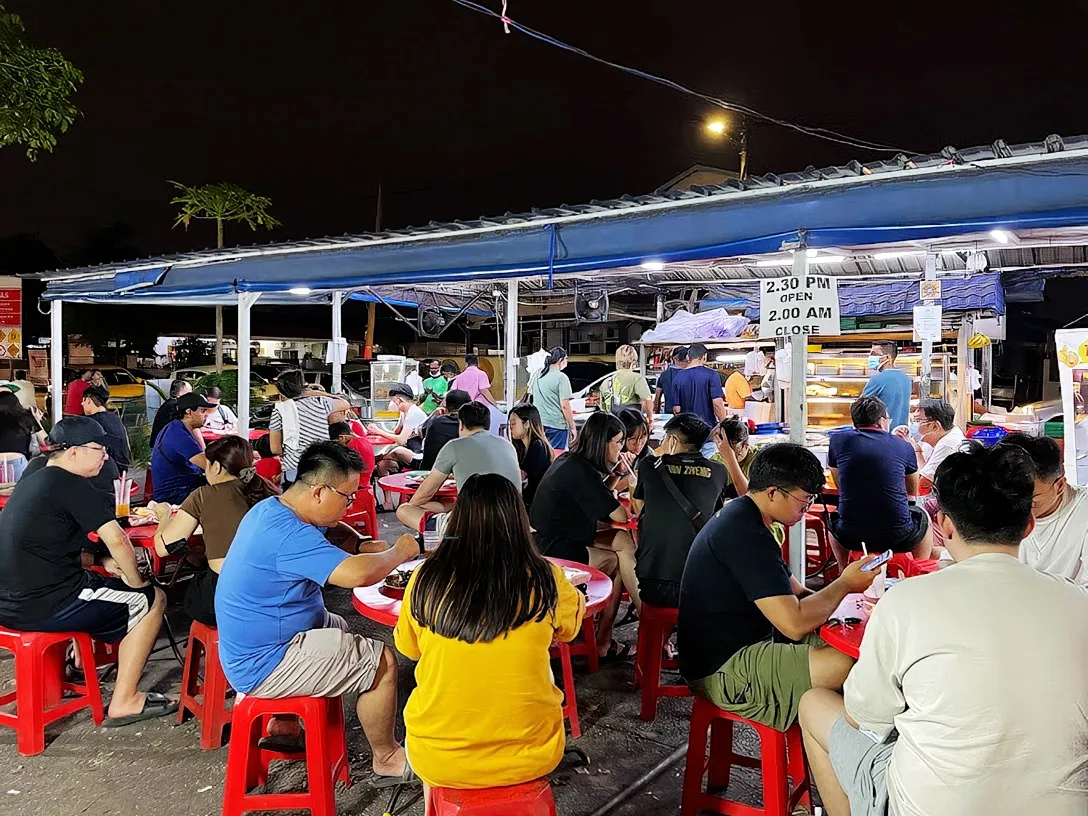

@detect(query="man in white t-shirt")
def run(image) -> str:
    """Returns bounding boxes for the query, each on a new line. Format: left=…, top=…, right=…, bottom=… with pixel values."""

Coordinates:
left=999, top=433, right=1088, bottom=587
left=798, top=442, right=1088, bottom=816
left=892, top=399, right=966, bottom=488
left=368, top=384, right=428, bottom=478
left=743, top=347, right=772, bottom=379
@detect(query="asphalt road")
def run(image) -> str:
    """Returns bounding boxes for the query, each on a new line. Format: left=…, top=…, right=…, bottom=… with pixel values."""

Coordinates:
left=0, top=514, right=783, bottom=816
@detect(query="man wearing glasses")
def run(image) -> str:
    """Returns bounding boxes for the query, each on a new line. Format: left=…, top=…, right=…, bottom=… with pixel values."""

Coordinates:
left=215, top=442, right=422, bottom=786
left=678, top=443, right=878, bottom=732
left=828, top=396, right=934, bottom=570
left=0, top=417, right=176, bottom=727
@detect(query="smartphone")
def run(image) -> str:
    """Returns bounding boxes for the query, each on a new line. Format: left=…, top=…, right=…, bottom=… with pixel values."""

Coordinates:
left=861, top=550, right=894, bottom=572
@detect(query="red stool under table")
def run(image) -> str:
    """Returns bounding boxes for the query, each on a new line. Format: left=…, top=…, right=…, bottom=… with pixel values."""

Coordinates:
left=681, top=697, right=811, bottom=816
left=429, top=778, right=556, bottom=815
left=0, top=628, right=105, bottom=756
left=178, top=621, right=233, bottom=750
left=222, top=695, right=351, bottom=816
left=548, top=640, right=580, bottom=739
left=563, top=616, right=599, bottom=673
left=633, top=603, right=690, bottom=721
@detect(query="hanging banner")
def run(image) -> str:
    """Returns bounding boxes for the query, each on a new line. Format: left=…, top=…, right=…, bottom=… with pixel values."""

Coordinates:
left=1054, top=329, right=1088, bottom=485
left=0, top=277, right=22, bottom=360
left=758, top=276, right=840, bottom=338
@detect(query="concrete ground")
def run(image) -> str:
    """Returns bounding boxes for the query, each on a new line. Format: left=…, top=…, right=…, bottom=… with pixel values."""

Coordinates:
left=0, top=512, right=802, bottom=816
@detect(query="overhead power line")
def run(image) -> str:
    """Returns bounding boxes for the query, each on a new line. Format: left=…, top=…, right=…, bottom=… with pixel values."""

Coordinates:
left=450, top=0, right=917, bottom=155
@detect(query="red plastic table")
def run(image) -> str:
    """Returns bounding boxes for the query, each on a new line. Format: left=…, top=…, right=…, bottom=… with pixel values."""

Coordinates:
left=200, top=428, right=269, bottom=442
left=377, top=473, right=458, bottom=502
left=818, top=593, right=871, bottom=659
left=352, top=557, right=613, bottom=628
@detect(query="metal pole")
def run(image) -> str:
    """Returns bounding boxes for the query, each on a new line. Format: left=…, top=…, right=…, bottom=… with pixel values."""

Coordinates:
left=215, top=306, right=224, bottom=372
left=331, top=290, right=343, bottom=394
left=50, top=300, right=63, bottom=425
left=954, top=312, right=974, bottom=430
left=920, top=254, right=937, bottom=398
left=237, top=293, right=259, bottom=436
left=788, top=248, right=809, bottom=584
left=504, top=280, right=519, bottom=407
left=586, top=745, right=687, bottom=816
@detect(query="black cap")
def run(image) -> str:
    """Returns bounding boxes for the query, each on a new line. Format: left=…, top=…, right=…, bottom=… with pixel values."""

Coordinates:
left=389, top=383, right=415, bottom=400
left=177, top=392, right=214, bottom=413
left=83, top=385, right=111, bottom=403
left=48, top=416, right=106, bottom=448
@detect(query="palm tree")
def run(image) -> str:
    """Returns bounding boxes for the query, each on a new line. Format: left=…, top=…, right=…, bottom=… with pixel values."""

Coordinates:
left=170, top=182, right=282, bottom=371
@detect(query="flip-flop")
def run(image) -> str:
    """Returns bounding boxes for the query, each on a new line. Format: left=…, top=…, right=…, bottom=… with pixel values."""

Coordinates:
left=598, top=640, right=632, bottom=665
left=368, top=757, right=421, bottom=789
left=258, top=731, right=306, bottom=753
left=103, top=692, right=178, bottom=728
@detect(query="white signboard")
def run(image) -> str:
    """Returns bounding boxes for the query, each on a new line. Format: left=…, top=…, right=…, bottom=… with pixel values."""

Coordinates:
left=913, top=304, right=943, bottom=342
left=1055, top=329, right=1088, bottom=485
left=758, top=276, right=840, bottom=338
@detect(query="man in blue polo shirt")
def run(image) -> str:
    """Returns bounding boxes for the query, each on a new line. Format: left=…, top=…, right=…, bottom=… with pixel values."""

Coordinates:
left=860, top=341, right=912, bottom=429
left=150, top=392, right=211, bottom=504
left=828, top=396, right=934, bottom=568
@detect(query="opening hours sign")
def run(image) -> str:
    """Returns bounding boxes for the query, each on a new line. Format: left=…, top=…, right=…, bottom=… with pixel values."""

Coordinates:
left=758, top=275, right=840, bottom=338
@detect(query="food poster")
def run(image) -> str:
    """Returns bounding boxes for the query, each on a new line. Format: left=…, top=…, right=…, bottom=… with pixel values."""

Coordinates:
left=1055, top=329, right=1088, bottom=484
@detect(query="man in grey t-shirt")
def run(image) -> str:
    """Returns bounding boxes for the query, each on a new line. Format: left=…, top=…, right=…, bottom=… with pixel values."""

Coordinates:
left=396, top=401, right=522, bottom=533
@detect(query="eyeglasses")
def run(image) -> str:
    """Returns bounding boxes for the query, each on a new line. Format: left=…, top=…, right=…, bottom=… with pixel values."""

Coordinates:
left=74, top=444, right=108, bottom=456
left=303, top=480, right=356, bottom=505
left=780, top=489, right=817, bottom=509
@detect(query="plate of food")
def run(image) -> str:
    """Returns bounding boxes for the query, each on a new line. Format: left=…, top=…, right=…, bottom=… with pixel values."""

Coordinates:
left=128, top=507, right=158, bottom=527
left=380, top=565, right=419, bottom=600
left=404, top=471, right=430, bottom=479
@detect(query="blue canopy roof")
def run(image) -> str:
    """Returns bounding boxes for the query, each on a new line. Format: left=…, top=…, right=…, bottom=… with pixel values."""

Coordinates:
left=700, top=272, right=1005, bottom=319
left=40, top=135, right=1088, bottom=302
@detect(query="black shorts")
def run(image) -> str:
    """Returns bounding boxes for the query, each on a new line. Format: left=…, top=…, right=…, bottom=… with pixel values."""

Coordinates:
left=535, top=535, right=589, bottom=565
left=831, top=506, right=930, bottom=554
left=31, top=572, right=157, bottom=644
left=183, top=569, right=217, bottom=627
left=638, top=578, right=680, bottom=609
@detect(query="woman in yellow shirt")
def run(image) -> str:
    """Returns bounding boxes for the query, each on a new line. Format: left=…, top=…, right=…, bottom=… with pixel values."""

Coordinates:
left=394, top=473, right=585, bottom=801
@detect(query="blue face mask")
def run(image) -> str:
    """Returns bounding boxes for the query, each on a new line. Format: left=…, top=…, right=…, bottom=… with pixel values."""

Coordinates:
left=908, top=421, right=921, bottom=439
left=867, top=355, right=881, bottom=371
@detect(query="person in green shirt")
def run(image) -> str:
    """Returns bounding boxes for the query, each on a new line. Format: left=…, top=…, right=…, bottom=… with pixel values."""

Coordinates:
left=420, top=360, right=449, bottom=414
left=709, top=415, right=755, bottom=499
left=532, top=347, right=577, bottom=449
left=604, top=344, right=653, bottom=427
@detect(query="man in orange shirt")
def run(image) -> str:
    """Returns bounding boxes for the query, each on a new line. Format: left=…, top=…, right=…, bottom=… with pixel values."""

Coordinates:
left=724, top=364, right=752, bottom=409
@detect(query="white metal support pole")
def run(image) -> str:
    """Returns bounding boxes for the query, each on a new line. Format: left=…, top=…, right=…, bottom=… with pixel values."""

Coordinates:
left=50, top=300, right=63, bottom=425
left=920, top=254, right=938, bottom=397
left=787, top=248, right=810, bottom=584
left=237, top=293, right=260, bottom=436
left=331, top=290, right=343, bottom=394
left=504, top=280, right=519, bottom=407
left=954, top=312, right=975, bottom=431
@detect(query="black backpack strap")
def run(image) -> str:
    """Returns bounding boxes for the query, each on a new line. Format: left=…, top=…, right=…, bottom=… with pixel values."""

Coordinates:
left=652, top=457, right=707, bottom=531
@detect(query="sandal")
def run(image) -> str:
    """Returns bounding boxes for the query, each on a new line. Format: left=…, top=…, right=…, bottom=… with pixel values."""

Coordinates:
left=598, top=640, right=632, bottom=665
left=103, top=692, right=178, bottom=728
left=369, top=756, right=421, bottom=789
left=258, top=730, right=306, bottom=754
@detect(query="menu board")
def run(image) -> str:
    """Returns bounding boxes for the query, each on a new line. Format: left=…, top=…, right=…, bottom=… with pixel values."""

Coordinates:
left=0, top=277, right=22, bottom=360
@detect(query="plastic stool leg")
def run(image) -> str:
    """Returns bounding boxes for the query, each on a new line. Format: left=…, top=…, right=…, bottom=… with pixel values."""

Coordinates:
left=71, top=634, right=105, bottom=726
left=706, top=717, right=734, bottom=792
left=200, top=644, right=231, bottom=750
left=639, top=619, right=665, bottom=721
left=760, top=727, right=789, bottom=816
left=14, top=641, right=47, bottom=756
left=582, top=616, right=599, bottom=673
left=303, top=700, right=337, bottom=816
left=681, top=701, right=713, bottom=816
left=786, top=724, right=812, bottom=811
left=558, top=641, right=580, bottom=740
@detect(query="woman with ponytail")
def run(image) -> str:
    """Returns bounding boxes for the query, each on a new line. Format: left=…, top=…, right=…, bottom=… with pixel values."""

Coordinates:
left=151, top=436, right=277, bottom=624
left=532, top=346, right=577, bottom=450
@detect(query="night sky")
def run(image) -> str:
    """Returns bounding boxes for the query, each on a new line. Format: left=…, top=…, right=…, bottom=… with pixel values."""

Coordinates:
left=5, top=0, right=1088, bottom=265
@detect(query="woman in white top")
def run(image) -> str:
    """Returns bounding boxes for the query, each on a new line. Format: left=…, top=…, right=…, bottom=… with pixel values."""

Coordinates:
left=269, top=370, right=350, bottom=483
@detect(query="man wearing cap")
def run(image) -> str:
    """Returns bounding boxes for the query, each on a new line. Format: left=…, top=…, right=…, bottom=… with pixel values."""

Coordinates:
left=0, top=417, right=176, bottom=726
left=82, top=385, right=131, bottom=472
left=151, top=392, right=212, bottom=504
left=368, top=384, right=428, bottom=479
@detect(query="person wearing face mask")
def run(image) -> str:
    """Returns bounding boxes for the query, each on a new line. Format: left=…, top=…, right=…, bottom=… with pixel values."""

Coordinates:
left=859, top=341, right=912, bottom=429
left=710, top=415, right=754, bottom=499
left=892, top=399, right=965, bottom=491
left=998, top=433, right=1088, bottom=587
left=827, top=396, right=934, bottom=569
left=630, top=413, right=727, bottom=610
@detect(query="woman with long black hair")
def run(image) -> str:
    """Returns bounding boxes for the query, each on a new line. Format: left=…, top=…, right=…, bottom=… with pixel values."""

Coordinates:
left=0, top=390, right=46, bottom=481
left=394, top=474, right=584, bottom=805
left=530, top=411, right=636, bottom=662
left=151, top=435, right=277, bottom=625
left=507, top=403, right=554, bottom=507
left=531, top=346, right=577, bottom=449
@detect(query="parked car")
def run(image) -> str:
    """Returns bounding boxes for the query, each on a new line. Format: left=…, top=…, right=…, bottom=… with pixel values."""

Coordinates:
left=172, top=365, right=279, bottom=401
left=303, top=371, right=369, bottom=408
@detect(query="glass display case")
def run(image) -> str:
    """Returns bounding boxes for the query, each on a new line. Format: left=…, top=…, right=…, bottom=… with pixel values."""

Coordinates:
left=370, top=357, right=407, bottom=420
left=805, top=352, right=950, bottom=429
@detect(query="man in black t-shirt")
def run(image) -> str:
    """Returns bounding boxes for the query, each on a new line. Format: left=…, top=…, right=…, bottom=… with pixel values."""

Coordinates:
left=417, top=389, right=469, bottom=471
left=632, top=413, right=726, bottom=609
left=82, top=385, right=132, bottom=472
left=0, top=417, right=177, bottom=727
left=678, top=443, right=877, bottom=731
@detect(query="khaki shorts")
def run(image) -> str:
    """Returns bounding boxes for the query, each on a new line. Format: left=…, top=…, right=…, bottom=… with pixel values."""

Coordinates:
left=689, top=634, right=823, bottom=731
left=251, top=612, right=385, bottom=698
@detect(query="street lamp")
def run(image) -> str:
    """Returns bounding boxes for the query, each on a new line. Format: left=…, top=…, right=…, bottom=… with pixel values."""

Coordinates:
left=704, top=115, right=749, bottom=181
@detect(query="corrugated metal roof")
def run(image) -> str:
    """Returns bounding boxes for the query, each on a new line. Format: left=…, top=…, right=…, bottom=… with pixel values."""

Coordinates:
left=38, top=133, right=1088, bottom=289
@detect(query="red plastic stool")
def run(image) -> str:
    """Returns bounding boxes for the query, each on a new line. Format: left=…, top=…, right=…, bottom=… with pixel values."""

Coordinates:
left=428, top=778, right=556, bottom=815
left=178, top=621, right=233, bottom=750
left=222, top=695, right=351, bottom=816
left=847, top=550, right=914, bottom=579
left=562, top=615, right=599, bottom=673
left=548, top=640, right=580, bottom=739
left=633, top=604, right=690, bottom=721
left=803, top=512, right=839, bottom=580
left=681, top=697, right=811, bottom=816
left=0, top=628, right=105, bottom=756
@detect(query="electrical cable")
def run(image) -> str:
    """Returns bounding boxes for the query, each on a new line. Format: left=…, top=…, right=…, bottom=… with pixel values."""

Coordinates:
left=450, top=0, right=916, bottom=154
